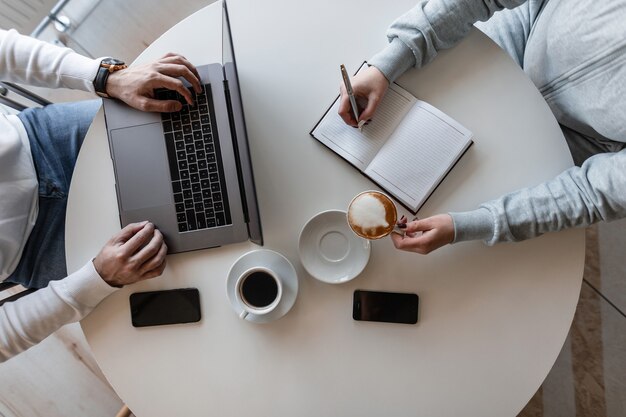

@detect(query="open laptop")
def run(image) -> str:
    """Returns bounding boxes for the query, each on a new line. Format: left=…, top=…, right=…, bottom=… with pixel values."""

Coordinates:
left=103, top=0, right=262, bottom=253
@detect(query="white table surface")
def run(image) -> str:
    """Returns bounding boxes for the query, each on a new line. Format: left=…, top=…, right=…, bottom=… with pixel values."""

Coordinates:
left=66, top=1, right=585, bottom=416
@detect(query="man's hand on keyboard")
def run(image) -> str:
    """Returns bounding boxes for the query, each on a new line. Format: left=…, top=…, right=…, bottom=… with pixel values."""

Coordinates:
left=106, top=53, right=202, bottom=113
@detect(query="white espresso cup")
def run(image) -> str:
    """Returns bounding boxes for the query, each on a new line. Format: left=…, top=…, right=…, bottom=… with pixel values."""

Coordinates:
left=236, top=266, right=283, bottom=320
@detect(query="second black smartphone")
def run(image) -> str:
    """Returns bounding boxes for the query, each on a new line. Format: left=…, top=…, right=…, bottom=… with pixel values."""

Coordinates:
left=353, top=290, right=419, bottom=325
left=130, top=288, right=201, bottom=327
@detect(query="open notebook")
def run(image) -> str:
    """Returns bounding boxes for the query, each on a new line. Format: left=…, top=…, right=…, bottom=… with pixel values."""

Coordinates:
left=311, top=80, right=473, bottom=213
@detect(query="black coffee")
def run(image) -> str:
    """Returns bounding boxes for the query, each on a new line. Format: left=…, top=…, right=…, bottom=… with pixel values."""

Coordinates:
left=241, top=271, right=278, bottom=308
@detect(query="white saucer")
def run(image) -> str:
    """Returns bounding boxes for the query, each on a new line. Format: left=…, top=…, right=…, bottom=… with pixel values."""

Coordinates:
left=227, top=249, right=298, bottom=323
left=298, top=210, right=371, bottom=284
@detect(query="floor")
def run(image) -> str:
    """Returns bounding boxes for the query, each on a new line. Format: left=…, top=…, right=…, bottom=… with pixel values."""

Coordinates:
left=518, top=222, right=626, bottom=417
left=1, top=1, right=625, bottom=416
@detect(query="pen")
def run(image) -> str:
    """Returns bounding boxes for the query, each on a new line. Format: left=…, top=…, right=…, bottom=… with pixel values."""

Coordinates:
left=340, top=64, right=365, bottom=130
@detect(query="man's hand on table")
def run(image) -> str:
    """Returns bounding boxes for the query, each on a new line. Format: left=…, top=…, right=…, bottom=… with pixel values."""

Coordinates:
left=338, top=65, right=389, bottom=127
left=391, top=214, right=455, bottom=254
left=93, top=221, right=168, bottom=287
left=105, top=53, right=202, bottom=113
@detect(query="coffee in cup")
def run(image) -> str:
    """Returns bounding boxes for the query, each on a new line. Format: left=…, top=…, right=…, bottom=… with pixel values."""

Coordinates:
left=347, top=190, right=398, bottom=239
left=236, top=267, right=283, bottom=320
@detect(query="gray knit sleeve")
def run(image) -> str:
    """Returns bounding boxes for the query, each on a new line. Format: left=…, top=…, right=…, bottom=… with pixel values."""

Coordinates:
left=450, top=149, right=626, bottom=245
left=369, top=0, right=528, bottom=82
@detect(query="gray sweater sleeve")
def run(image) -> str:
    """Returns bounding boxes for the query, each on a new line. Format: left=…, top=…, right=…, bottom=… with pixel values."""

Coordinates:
left=369, top=0, right=527, bottom=82
left=450, top=149, right=626, bottom=245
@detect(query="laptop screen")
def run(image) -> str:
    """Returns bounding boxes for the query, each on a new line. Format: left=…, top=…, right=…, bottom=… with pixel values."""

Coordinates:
left=222, top=0, right=242, bottom=125
left=222, top=1, right=234, bottom=74
left=220, top=0, right=263, bottom=245
left=221, top=0, right=250, bottom=154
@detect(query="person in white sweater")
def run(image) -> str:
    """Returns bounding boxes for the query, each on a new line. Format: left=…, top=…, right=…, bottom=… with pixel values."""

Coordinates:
left=0, top=29, right=202, bottom=362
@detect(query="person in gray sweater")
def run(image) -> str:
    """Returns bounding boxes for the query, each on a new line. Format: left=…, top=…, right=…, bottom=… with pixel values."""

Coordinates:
left=338, top=0, right=626, bottom=254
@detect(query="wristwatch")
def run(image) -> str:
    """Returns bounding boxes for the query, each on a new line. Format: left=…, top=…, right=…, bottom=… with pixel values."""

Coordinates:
left=93, top=58, right=128, bottom=98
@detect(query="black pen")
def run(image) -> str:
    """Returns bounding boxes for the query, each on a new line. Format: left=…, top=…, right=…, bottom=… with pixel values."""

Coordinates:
left=340, top=64, right=365, bottom=130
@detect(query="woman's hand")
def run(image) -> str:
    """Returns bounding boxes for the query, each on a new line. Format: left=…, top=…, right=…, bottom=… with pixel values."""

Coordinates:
left=391, top=214, right=454, bottom=254
left=338, top=65, right=389, bottom=127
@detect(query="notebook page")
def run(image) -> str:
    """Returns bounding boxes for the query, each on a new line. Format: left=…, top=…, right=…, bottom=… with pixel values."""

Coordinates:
left=365, top=100, right=473, bottom=210
left=311, top=84, right=416, bottom=170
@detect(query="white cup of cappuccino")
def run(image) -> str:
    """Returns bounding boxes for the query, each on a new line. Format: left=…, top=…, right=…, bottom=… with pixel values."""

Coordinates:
left=347, top=190, right=401, bottom=240
left=235, top=266, right=283, bottom=320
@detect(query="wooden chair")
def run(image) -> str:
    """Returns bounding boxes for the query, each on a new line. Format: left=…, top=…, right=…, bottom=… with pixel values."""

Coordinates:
left=1, top=283, right=133, bottom=417
left=115, top=405, right=133, bottom=417
left=0, top=282, right=37, bottom=307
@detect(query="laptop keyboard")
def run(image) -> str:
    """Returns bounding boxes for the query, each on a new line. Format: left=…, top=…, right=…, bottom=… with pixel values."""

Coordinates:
left=157, top=84, right=232, bottom=233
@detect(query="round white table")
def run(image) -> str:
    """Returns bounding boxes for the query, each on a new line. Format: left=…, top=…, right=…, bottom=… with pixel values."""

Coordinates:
left=66, top=1, right=585, bottom=416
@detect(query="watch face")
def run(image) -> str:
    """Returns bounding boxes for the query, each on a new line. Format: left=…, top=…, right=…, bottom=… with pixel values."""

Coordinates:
left=102, top=58, right=125, bottom=66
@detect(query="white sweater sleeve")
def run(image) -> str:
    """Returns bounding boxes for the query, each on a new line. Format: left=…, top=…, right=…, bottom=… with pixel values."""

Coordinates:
left=0, top=261, right=118, bottom=363
left=0, top=29, right=100, bottom=92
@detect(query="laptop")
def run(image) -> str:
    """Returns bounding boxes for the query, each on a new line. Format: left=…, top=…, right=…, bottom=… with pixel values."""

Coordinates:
left=103, top=0, right=262, bottom=253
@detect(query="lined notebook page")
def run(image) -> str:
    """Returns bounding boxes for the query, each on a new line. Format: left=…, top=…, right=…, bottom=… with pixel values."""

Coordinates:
left=311, top=84, right=415, bottom=170
left=365, top=101, right=473, bottom=210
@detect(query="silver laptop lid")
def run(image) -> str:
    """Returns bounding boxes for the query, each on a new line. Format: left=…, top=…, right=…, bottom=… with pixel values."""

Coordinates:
left=222, top=0, right=263, bottom=245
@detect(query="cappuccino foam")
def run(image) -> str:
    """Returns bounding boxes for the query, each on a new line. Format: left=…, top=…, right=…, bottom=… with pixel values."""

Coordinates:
left=348, top=192, right=397, bottom=239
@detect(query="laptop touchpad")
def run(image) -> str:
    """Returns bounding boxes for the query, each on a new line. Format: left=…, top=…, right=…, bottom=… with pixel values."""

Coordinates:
left=110, top=123, right=172, bottom=211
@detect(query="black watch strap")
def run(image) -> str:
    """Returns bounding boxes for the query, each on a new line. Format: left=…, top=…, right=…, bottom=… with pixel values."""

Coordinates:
left=94, top=58, right=127, bottom=98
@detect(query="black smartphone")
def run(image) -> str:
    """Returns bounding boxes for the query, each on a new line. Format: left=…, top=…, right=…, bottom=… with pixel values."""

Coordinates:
left=129, top=288, right=201, bottom=327
left=353, top=290, right=419, bottom=325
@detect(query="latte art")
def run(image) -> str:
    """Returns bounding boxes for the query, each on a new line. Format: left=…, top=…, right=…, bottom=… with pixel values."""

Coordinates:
left=350, top=194, right=389, bottom=229
left=347, top=191, right=397, bottom=239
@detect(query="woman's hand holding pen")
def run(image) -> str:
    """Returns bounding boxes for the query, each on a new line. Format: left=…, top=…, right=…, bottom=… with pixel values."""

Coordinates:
left=338, top=65, right=389, bottom=127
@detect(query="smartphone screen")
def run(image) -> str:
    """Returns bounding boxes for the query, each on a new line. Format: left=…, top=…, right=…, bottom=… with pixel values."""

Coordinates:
left=353, top=290, right=419, bottom=325
left=129, top=288, right=201, bottom=327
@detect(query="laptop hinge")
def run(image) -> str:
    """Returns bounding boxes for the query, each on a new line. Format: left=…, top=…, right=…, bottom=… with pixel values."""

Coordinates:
left=223, top=79, right=250, bottom=224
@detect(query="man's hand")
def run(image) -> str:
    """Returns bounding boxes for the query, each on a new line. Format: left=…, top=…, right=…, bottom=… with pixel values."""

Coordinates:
left=390, top=214, right=455, bottom=254
left=105, top=53, right=202, bottom=113
left=93, top=221, right=168, bottom=287
left=338, top=65, right=389, bottom=127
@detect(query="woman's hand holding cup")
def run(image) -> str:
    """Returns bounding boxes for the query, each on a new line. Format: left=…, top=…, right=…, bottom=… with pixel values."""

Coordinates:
left=390, top=214, right=455, bottom=254
left=347, top=190, right=454, bottom=254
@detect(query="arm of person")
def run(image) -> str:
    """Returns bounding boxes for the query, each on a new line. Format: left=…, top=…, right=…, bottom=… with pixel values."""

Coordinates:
left=0, top=28, right=98, bottom=91
left=0, top=29, right=201, bottom=112
left=0, top=261, right=116, bottom=362
left=339, top=0, right=527, bottom=126
left=391, top=149, right=626, bottom=252
left=0, top=221, right=167, bottom=363
left=369, top=0, right=528, bottom=82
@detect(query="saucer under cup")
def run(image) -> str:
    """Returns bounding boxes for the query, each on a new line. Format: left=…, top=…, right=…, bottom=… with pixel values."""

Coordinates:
left=298, top=210, right=370, bottom=284
left=227, top=249, right=298, bottom=323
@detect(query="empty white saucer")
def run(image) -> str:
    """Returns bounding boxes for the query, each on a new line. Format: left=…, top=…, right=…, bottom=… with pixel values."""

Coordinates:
left=227, top=249, right=298, bottom=323
left=298, top=210, right=371, bottom=284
